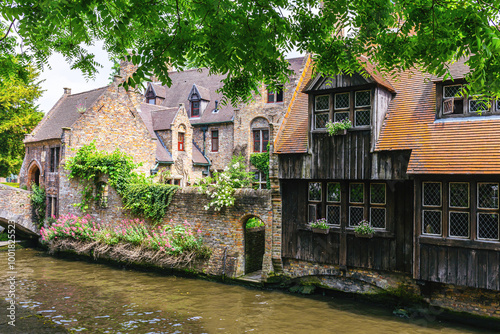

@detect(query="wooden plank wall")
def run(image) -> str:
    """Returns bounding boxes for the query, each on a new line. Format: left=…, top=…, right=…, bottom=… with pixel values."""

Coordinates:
left=278, top=131, right=411, bottom=181
left=281, top=179, right=414, bottom=273
left=419, top=244, right=500, bottom=290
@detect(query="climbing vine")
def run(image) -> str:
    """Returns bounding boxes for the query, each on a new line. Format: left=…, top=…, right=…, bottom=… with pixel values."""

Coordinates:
left=122, top=183, right=177, bottom=223
left=30, top=184, right=45, bottom=228
left=250, top=149, right=270, bottom=190
left=65, top=142, right=178, bottom=222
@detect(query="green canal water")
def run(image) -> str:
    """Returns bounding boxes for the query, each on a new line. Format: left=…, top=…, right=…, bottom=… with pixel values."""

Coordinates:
left=0, top=249, right=496, bottom=333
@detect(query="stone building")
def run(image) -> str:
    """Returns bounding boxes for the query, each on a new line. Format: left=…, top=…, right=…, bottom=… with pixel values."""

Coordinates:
left=19, top=62, right=157, bottom=218
left=144, top=56, right=307, bottom=186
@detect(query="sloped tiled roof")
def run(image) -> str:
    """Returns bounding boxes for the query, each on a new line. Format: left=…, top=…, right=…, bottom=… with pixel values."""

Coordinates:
left=155, top=57, right=306, bottom=125
left=274, top=55, right=313, bottom=154
left=375, top=59, right=500, bottom=174
left=150, top=83, right=167, bottom=98
left=27, top=87, right=107, bottom=142
left=192, top=142, right=209, bottom=165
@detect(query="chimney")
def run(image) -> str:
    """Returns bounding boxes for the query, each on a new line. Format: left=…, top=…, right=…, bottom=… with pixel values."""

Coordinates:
left=119, top=59, right=137, bottom=80
left=63, top=87, right=71, bottom=95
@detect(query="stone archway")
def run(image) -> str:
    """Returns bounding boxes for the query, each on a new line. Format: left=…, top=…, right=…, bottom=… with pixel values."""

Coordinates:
left=27, top=162, right=41, bottom=189
left=243, top=215, right=266, bottom=274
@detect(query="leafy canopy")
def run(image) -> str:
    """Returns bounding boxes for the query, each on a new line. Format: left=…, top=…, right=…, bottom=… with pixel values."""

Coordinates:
left=0, top=21, right=43, bottom=176
left=2, top=1, right=500, bottom=100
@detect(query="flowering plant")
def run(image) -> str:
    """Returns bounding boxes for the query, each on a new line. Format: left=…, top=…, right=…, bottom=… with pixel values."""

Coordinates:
left=40, top=214, right=207, bottom=256
left=308, top=218, right=329, bottom=229
left=326, top=118, right=352, bottom=135
left=196, top=155, right=254, bottom=211
left=354, top=220, right=374, bottom=235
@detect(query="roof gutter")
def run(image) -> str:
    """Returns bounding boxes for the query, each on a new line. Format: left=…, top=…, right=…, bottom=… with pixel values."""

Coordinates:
left=192, top=120, right=233, bottom=126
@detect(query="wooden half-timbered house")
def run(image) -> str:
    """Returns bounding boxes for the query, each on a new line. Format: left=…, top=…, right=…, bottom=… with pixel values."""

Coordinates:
left=273, top=57, right=500, bottom=293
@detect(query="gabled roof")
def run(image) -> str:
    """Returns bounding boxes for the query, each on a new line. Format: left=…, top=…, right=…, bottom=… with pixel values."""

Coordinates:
left=154, top=57, right=307, bottom=125
left=274, top=55, right=313, bottom=154
left=26, top=87, right=107, bottom=143
left=148, top=83, right=167, bottom=99
left=188, top=84, right=211, bottom=101
left=138, top=103, right=209, bottom=165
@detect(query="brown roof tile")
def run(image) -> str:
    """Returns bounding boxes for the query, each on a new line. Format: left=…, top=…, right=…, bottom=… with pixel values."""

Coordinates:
left=375, top=59, right=500, bottom=174
left=274, top=55, right=313, bottom=154
left=27, top=87, right=107, bottom=142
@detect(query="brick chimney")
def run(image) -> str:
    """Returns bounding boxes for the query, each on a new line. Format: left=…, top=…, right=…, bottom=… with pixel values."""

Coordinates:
left=63, top=87, right=71, bottom=95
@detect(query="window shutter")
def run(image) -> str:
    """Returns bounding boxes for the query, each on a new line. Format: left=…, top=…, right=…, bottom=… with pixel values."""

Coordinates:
left=443, top=98, right=454, bottom=115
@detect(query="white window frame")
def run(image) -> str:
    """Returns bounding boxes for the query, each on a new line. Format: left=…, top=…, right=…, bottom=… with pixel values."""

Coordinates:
left=334, top=92, right=350, bottom=110
left=422, top=182, right=442, bottom=207
left=354, top=90, right=371, bottom=108
left=422, top=209, right=443, bottom=236
left=326, top=205, right=341, bottom=226
left=448, top=211, right=470, bottom=239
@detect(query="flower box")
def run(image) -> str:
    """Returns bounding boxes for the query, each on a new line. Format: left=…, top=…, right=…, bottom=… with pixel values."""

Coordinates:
left=355, top=231, right=373, bottom=238
left=312, top=227, right=330, bottom=234
left=332, top=129, right=347, bottom=136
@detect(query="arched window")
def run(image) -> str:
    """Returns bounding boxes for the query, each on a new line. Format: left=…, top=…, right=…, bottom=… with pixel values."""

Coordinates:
left=250, top=117, right=269, bottom=153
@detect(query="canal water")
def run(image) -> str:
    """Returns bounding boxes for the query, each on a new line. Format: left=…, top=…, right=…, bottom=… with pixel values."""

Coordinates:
left=0, top=249, right=496, bottom=333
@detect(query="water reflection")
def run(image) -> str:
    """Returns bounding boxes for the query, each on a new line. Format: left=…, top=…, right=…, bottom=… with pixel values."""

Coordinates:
left=0, top=249, right=495, bottom=333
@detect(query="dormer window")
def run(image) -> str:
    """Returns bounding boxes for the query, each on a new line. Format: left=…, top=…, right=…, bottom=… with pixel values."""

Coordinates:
left=147, top=98, right=156, bottom=105
left=267, top=85, right=284, bottom=103
left=191, top=100, right=200, bottom=118
left=439, top=83, right=500, bottom=117
left=314, top=89, right=371, bottom=130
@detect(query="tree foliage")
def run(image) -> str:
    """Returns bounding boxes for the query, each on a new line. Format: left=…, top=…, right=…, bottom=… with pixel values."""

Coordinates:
left=2, top=1, right=500, bottom=101
left=0, top=22, right=43, bottom=176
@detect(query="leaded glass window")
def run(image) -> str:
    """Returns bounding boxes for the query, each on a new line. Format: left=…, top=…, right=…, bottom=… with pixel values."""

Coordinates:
left=355, top=90, right=371, bottom=107
left=370, top=208, right=386, bottom=229
left=444, top=85, right=463, bottom=98
left=423, top=210, right=442, bottom=235
left=308, top=182, right=322, bottom=202
left=335, top=93, right=350, bottom=110
left=478, top=183, right=499, bottom=209
left=315, top=95, right=329, bottom=111
left=370, top=183, right=386, bottom=204
left=477, top=213, right=499, bottom=240
left=449, top=182, right=469, bottom=208
left=449, top=212, right=469, bottom=238
left=497, top=100, right=500, bottom=111
left=327, top=205, right=341, bottom=226
left=355, top=109, right=370, bottom=127
left=334, top=112, right=349, bottom=122
left=350, top=183, right=364, bottom=203
left=315, top=113, right=329, bottom=129
left=469, top=99, right=490, bottom=113
left=423, top=182, right=441, bottom=207
left=349, top=206, right=364, bottom=227
left=327, top=182, right=341, bottom=202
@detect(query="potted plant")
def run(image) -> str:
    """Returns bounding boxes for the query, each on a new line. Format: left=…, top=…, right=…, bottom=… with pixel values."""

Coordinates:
left=308, top=218, right=330, bottom=234
left=325, top=119, right=352, bottom=136
left=354, top=220, right=374, bottom=238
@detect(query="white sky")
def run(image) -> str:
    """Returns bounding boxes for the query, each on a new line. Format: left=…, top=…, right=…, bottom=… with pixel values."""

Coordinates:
left=37, top=43, right=304, bottom=113
left=37, top=42, right=113, bottom=113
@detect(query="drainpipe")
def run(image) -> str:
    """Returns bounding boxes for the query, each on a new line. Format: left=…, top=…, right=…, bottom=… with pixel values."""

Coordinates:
left=201, top=125, right=210, bottom=176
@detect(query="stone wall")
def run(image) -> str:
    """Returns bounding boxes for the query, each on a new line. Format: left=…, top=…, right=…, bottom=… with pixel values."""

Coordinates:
left=19, top=138, right=62, bottom=191
left=58, top=79, right=157, bottom=217
left=193, top=122, right=234, bottom=172
left=0, top=184, right=36, bottom=236
left=282, top=258, right=500, bottom=319
left=163, top=188, right=272, bottom=277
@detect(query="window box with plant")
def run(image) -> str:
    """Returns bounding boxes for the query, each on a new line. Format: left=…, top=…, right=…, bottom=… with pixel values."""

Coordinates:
left=354, top=220, right=374, bottom=238
left=326, top=119, right=352, bottom=136
left=308, top=218, right=330, bottom=234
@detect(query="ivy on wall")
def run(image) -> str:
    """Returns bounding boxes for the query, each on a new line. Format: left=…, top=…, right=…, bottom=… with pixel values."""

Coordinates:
left=65, top=142, right=177, bottom=223
left=250, top=150, right=270, bottom=190
left=30, top=184, right=45, bottom=228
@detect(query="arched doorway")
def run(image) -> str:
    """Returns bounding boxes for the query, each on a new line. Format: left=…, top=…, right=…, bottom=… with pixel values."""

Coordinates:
left=27, top=163, right=41, bottom=189
left=244, top=216, right=265, bottom=274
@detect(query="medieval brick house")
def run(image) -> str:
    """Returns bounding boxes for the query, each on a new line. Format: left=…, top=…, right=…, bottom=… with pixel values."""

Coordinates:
left=273, top=58, right=500, bottom=293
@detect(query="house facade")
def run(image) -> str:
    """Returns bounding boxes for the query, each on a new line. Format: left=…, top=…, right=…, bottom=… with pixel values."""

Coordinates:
left=272, top=58, right=500, bottom=299
left=143, top=57, right=306, bottom=186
